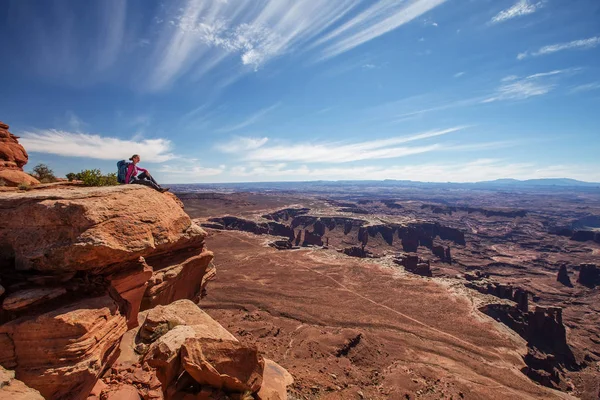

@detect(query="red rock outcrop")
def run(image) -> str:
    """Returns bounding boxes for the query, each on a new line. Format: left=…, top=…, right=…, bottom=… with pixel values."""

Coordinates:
left=0, top=185, right=291, bottom=399
left=394, top=253, right=432, bottom=276
left=0, top=296, right=127, bottom=399
left=0, top=121, right=39, bottom=187
left=99, top=300, right=289, bottom=399
left=0, top=186, right=206, bottom=272
left=0, top=365, right=44, bottom=400
left=0, top=186, right=217, bottom=398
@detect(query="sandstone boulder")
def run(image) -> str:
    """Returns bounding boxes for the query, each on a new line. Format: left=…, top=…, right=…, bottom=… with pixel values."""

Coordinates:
left=140, top=300, right=236, bottom=344
left=0, top=185, right=206, bottom=272
left=181, top=338, right=264, bottom=393
left=0, top=366, right=44, bottom=400
left=256, top=359, right=294, bottom=400
left=144, top=325, right=198, bottom=388
left=141, top=300, right=238, bottom=390
left=0, top=121, right=39, bottom=187
left=0, top=295, right=127, bottom=399
left=0, top=170, right=40, bottom=187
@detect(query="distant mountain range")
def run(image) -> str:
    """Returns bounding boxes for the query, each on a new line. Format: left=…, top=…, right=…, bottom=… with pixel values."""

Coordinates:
left=476, top=178, right=599, bottom=187
left=171, top=178, right=600, bottom=194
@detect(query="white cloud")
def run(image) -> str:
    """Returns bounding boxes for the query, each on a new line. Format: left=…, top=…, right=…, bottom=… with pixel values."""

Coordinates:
left=19, top=130, right=175, bottom=162
left=159, top=164, right=225, bottom=178
left=216, top=127, right=471, bottom=163
left=315, top=0, right=447, bottom=60
left=453, top=71, right=465, bottom=78
left=570, top=82, right=600, bottom=94
left=216, top=103, right=280, bottom=133
left=145, top=0, right=448, bottom=90
left=483, top=80, right=553, bottom=103
left=483, top=69, right=577, bottom=103
left=215, top=136, right=269, bottom=153
left=221, top=159, right=600, bottom=183
left=490, top=0, right=544, bottom=25
left=518, top=36, right=600, bottom=59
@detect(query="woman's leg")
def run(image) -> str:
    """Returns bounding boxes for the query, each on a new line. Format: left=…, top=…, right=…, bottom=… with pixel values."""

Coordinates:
left=130, top=177, right=162, bottom=191
left=138, top=171, right=160, bottom=186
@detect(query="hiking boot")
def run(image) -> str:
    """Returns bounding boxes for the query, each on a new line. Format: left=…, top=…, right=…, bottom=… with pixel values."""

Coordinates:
left=159, top=187, right=170, bottom=193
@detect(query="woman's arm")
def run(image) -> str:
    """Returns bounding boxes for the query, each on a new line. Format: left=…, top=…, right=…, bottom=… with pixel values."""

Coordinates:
left=137, top=166, right=148, bottom=173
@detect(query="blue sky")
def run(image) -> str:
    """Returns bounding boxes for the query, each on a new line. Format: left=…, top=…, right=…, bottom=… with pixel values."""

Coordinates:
left=1, top=0, right=599, bottom=183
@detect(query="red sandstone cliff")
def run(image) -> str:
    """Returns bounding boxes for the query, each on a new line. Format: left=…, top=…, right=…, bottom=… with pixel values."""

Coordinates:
left=0, top=185, right=291, bottom=399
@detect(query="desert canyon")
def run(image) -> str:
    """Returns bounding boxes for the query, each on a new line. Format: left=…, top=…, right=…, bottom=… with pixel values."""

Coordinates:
left=0, top=121, right=599, bottom=399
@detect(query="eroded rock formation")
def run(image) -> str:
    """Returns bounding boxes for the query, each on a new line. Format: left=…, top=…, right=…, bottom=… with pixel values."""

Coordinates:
left=480, top=304, right=576, bottom=389
left=556, top=264, right=572, bottom=286
left=577, top=263, right=599, bottom=288
left=0, top=186, right=291, bottom=399
left=394, top=253, right=432, bottom=277
left=0, top=121, right=39, bottom=187
left=207, top=209, right=466, bottom=261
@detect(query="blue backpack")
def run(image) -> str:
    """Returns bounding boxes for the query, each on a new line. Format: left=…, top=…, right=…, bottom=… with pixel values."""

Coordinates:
left=117, top=160, right=131, bottom=184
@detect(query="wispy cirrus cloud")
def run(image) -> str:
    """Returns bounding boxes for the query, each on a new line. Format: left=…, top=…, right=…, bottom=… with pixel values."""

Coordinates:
left=216, top=103, right=281, bottom=133
left=145, top=0, right=448, bottom=90
left=570, top=82, right=600, bottom=94
left=19, top=130, right=175, bottom=162
left=216, top=136, right=270, bottom=153
left=483, top=68, right=579, bottom=102
left=378, top=68, right=577, bottom=118
left=489, top=0, right=544, bottom=25
left=216, top=127, right=478, bottom=163
left=159, top=163, right=225, bottom=178
left=518, top=36, right=600, bottom=59
left=312, top=0, right=447, bottom=60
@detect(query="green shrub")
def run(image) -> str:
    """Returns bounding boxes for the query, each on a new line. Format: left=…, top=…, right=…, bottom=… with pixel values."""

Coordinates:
left=65, top=172, right=78, bottom=182
left=30, top=163, right=57, bottom=183
left=18, top=183, right=31, bottom=191
left=0, top=178, right=6, bottom=187
left=76, top=169, right=118, bottom=187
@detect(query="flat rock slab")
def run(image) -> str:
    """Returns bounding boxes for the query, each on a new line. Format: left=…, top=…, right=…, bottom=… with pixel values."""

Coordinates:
left=0, top=185, right=206, bottom=272
left=2, top=287, right=66, bottom=311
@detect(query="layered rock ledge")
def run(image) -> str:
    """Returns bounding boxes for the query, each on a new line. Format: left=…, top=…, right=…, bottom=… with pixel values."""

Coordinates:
left=0, top=185, right=291, bottom=399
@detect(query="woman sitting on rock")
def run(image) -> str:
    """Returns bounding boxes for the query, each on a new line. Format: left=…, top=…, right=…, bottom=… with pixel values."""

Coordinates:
left=126, top=154, right=168, bottom=192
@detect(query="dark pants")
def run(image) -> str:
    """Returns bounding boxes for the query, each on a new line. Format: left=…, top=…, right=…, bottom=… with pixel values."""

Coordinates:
left=130, top=172, right=162, bottom=191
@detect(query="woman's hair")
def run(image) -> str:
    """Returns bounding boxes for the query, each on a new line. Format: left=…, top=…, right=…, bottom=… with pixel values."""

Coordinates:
left=129, top=154, right=139, bottom=161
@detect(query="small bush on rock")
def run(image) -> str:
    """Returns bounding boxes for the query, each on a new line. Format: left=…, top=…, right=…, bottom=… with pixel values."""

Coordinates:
left=17, top=183, right=31, bottom=191
left=0, top=178, right=6, bottom=187
left=65, top=172, right=78, bottom=182
left=76, top=169, right=118, bottom=187
left=31, top=163, right=57, bottom=183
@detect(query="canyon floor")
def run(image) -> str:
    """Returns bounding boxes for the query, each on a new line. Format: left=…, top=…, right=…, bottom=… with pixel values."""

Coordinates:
left=177, top=184, right=600, bottom=400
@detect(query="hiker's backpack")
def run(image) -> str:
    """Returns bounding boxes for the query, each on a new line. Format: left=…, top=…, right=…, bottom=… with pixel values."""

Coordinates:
left=117, top=160, right=131, bottom=184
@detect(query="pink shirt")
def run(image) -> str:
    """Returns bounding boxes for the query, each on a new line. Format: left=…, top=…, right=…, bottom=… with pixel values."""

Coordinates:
left=126, top=163, right=148, bottom=184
